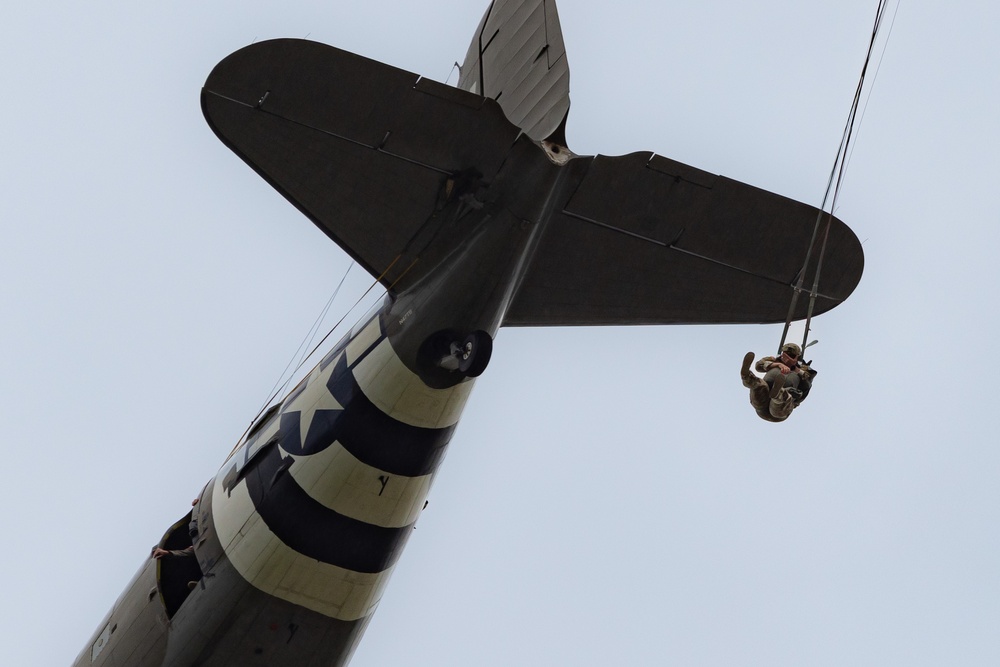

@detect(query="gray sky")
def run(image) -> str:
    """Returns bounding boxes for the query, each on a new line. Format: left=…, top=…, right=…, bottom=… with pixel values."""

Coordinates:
left=3, top=1, right=999, bottom=665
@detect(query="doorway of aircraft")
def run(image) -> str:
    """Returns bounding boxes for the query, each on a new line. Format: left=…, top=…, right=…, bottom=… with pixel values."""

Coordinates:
left=155, top=512, right=203, bottom=618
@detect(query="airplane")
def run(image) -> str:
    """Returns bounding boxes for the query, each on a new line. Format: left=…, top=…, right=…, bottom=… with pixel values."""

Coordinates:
left=73, top=0, right=863, bottom=665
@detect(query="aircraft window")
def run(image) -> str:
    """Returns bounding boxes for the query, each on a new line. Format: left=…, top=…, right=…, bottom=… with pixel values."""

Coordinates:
left=91, top=622, right=112, bottom=662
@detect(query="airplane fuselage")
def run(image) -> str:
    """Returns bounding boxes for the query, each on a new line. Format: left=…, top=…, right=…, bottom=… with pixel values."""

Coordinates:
left=74, top=132, right=573, bottom=666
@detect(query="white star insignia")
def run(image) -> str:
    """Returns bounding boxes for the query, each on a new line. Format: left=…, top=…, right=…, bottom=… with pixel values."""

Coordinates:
left=280, top=350, right=345, bottom=449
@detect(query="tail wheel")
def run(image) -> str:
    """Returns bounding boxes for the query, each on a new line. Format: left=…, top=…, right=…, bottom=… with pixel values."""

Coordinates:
left=455, top=330, right=492, bottom=377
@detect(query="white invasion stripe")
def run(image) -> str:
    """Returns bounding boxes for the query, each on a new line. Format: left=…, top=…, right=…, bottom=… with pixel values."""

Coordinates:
left=212, top=475, right=393, bottom=621
left=346, top=317, right=383, bottom=366
left=352, top=338, right=474, bottom=429
left=287, top=441, right=432, bottom=528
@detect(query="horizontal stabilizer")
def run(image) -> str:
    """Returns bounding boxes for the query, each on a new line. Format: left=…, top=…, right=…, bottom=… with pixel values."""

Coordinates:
left=203, top=40, right=864, bottom=329
left=202, top=39, right=522, bottom=292
left=504, top=152, right=865, bottom=326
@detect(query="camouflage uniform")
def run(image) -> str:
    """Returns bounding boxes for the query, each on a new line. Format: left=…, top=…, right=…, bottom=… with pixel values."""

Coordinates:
left=740, top=344, right=813, bottom=422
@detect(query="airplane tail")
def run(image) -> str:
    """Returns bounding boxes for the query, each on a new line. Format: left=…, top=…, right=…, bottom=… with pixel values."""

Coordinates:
left=457, top=0, right=570, bottom=143
left=202, top=2, right=864, bottom=328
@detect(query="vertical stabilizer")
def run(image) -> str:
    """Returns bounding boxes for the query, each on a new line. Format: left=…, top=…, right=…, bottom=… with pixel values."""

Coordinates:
left=457, top=0, right=570, bottom=143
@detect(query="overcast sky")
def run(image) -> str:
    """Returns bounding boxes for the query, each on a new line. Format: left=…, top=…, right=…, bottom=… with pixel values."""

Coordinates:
left=3, top=1, right=999, bottom=665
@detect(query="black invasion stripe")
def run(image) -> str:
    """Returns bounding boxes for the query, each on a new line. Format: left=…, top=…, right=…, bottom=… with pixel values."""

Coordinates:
left=319, top=329, right=352, bottom=371
left=191, top=477, right=225, bottom=579
left=328, top=352, right=457, bottom=476
left=280, top=352, right=455, bottom=477
left=244, top=444, right=412, bottom=574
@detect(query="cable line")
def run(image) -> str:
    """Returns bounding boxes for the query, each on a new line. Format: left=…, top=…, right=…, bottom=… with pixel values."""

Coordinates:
left=778, top=0, right=896, bottom=356
left=228, top=259, right=394, bottom=454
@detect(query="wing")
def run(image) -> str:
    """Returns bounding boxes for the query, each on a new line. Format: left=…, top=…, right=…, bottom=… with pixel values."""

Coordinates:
left=504, top=152, right=865, bottom=326
left=201, top=39, right=522, bottom=292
